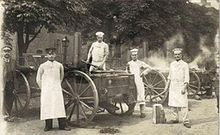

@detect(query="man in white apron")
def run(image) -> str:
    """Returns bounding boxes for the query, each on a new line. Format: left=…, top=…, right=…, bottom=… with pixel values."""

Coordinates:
left=86, top=31, right=109, bottom=72
left=164, top=48, right=191, bottom=128
left=126, top=49, right=151, bottom=118
left=36, top=48, right=70, bottom=131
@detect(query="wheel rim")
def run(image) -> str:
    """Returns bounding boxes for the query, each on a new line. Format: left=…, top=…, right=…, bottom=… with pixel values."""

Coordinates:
left=11, top=70, right=31, bottom=116
left=188, top=71, right=201, bottom=97
left=62, top=70, right=98, bottom=127
left=142, top=70, right=167, bottom=104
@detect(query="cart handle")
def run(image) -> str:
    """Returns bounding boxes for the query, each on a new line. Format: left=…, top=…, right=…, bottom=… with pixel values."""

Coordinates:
left=81, top=60, right=103, bottom=70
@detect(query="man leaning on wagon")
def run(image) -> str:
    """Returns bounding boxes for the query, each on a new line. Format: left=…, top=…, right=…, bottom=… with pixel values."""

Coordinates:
left=165, top=48, right=191, bottom=128
left=36, top=47, right=71, bottom=132
left=86, top=31, right=109, bottom=72
left=126, top=48, right=151, bottom=118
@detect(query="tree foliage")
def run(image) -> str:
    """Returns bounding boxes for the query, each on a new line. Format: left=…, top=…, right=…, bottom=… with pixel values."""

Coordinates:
left=2, top=0, right=96, bottom=57
left=3, top=0, right=218, bottom=61
left=83, top=0, right=218, bottom=59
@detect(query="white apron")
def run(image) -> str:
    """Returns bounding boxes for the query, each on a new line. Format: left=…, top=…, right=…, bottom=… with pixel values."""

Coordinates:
left=128, top=60, right=150, bottom=105
left=88, top=41, right=109, bottom=71
left=168, top=60, right=189, bottom=107
left=36, top=61, right=66, bottom=120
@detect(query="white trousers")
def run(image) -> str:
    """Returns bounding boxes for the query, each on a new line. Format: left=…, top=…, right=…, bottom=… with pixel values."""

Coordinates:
left=171, top=107, right=189, bottom=123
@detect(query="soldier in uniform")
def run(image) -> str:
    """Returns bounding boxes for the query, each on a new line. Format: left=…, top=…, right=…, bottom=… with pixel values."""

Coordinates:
left=126, top=49, right=151, bottom=118
left=2, top=45, right=16, bottom=122
left=86, top=31, right=109, bottom=72
left=36, top=48, right=70, bottom=131
left=165, top=48, right=191, bottom=128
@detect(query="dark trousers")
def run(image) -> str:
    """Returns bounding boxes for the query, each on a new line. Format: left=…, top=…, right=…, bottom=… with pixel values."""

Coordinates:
left=45, top=118, right=67, bottom=129
left=216, top=88, right=219, bottom=112
left=3, top=81, right=14, bottom=116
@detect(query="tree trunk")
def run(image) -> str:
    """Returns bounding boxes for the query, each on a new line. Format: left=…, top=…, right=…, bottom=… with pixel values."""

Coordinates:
left=17, top=24, right=29, bottom=65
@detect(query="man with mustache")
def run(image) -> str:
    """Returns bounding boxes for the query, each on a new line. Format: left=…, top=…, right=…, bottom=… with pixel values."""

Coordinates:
left=165, top=48, right=191, bottom=128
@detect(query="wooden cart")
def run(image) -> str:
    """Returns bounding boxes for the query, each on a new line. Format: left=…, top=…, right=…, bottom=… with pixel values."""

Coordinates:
left=7, top=51, right=173, bottom=127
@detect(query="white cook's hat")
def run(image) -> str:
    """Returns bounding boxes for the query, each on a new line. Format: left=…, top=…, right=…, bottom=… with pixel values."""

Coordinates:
left=130, top=48, right=138, bottom=55
left=95, top=31, right=104, bottom=37
left=172, top=48, right=183, bottom=54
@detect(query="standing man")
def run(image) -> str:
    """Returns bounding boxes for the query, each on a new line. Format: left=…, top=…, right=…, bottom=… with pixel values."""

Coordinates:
left=165, top=48, right=191, bottom=128
left=2, top=45, right=15, bottom=122
left=86, top=31, right=109, bottom=72
left=210, top=68, right=219, bottom=113
left=126, top=49, right=151, bottom=118
left=36, top=48, right=70, bottom=131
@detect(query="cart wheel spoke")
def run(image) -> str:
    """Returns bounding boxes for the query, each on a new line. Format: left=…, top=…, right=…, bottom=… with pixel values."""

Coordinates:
left=79, top=84, right=91, bottom=97
left=188, top=87, right=197, bottom=93
left=143, top=76, right=150, bottom=85
left=79, top=102, right=88, bottom=120
left=15, top=95, right=24, bottom=109
left=79, top=97, right=94, bottom=100
left=14, top=98, right=18, bottom=112
left=151, top=73, right=158, bottom=84
left=65, top=100, right=75, bottom=109
left=153, top=87, right=165, bottom=90
left=144, top=83, right=151, bottom=88
left=63, top=88, right=75, bottom=97
left=68, top=103, right=76, bottom=121
left=189, top=84, right=199, bottom=89
left=190, top=80, right=198, bottom=84
left=153, top=80, right=164, bottom=87
left=148, top=72, right=152, bottom=83
left=80, top=101, right=94, bottom=111
left=152, top=89, right=160, bottom=95
left=65, top=79, right=78, bottom=95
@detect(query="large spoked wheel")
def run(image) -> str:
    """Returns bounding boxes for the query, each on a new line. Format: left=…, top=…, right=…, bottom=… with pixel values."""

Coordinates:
left=10, top=70, right=31, bottom=116
left=188, top=71, right=201, bottom=98
left=142, top=70, right=168, bottom=105
left=62, top=70, right=98, bottom=127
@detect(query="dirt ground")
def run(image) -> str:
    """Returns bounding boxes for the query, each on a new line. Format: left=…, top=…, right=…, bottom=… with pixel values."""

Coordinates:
left=1, top=98, right=219, bottom=135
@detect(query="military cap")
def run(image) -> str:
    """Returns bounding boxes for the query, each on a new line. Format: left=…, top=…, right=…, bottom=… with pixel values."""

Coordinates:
left=45, top=47, right=56, bottom=54
left=2, top=45, right=12, bottom=51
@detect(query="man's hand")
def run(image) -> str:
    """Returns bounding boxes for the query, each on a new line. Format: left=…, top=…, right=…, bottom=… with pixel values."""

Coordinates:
left=181, top=89, right=186, bottom=95
left=86, top=59, right=89, bottom=63
left=140, top=69, right=151, bottom=77
left=181, top=83, right=188, bottom=95
left=98, top=62, right=105, bottom=70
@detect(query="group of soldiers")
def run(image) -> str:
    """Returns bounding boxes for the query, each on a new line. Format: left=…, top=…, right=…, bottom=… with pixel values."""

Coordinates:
left=4, top=31, right=219, bottom=131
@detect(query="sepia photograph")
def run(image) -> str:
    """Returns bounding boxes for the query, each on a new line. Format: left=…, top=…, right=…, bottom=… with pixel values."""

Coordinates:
left=0, top=0, right=219, bottom=135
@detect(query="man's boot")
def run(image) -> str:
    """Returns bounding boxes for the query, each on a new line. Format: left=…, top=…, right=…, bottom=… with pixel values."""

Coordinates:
left=44, top=119, right=52, bottom=131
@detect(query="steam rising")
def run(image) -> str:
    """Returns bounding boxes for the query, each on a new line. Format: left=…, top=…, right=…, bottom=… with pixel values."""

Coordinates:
left=189, top=36, right=216, bottom=70
left=142, top=32, right=218, bottom=71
